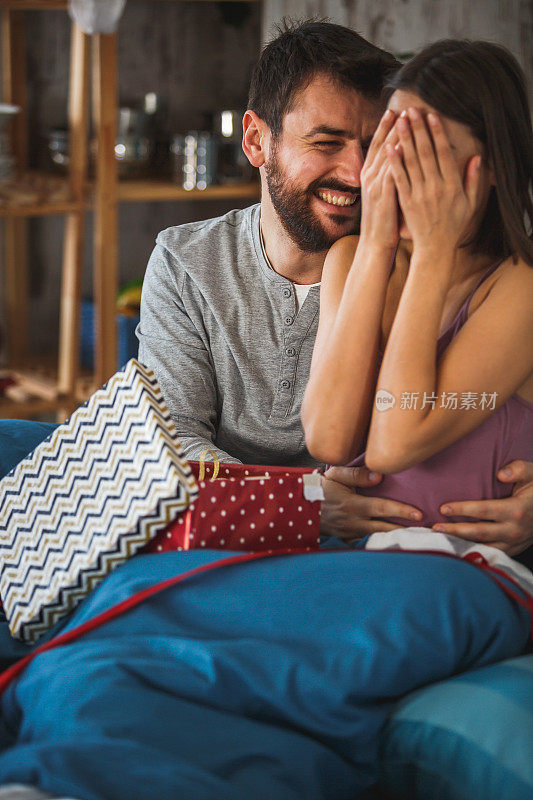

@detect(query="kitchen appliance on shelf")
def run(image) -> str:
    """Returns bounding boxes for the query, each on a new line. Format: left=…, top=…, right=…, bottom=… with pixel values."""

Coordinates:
left=0, top=104, right=21, bottom=181
left=214, top=109, right=254, bottom=185
left=46, top=94, right=158, bottom=179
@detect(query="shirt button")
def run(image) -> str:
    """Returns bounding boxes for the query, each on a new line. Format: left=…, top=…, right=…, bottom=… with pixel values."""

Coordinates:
left=285, top=347, right=296, bottom=356
left=285, top=316, right=294, bottom=326
left=283, top=288, right=292, bottom=298
left=280, top=380, right=291, bottom=389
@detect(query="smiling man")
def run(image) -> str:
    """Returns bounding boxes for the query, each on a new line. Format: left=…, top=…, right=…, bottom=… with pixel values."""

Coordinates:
left=137, top=20, right=533, bottom=554
left=138, top=20, right=396, bottom=468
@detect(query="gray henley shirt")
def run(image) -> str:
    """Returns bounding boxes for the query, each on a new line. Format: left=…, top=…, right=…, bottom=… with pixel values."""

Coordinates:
left=137, top=203, right=322, bottom=466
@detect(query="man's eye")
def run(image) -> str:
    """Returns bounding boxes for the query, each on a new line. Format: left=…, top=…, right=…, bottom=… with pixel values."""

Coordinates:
left=315, top=140, right=341, bottom=147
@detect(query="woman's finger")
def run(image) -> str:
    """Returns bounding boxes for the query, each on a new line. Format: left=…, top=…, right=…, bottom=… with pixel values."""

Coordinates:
left=395, top=113, right=423, bottom=187
left=464, top=154, right=482, bottom=209
left=363, top=124, right=400, bottom=180
left=407, top=107, right=440, bottom=183
left=386, top=143, right=410, bottom=205
left=364, top=108, right=397, bottom=168
left=426, top=112, right=459, bottom=184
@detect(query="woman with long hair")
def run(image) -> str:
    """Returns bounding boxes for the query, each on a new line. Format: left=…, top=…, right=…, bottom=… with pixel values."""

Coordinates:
left=302, top=40, right=533, bottom=555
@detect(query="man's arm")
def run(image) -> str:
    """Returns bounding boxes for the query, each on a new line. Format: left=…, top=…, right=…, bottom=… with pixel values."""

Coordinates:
left=137, top=242, right=241, bottom=465
left=321, top=462, right=533, bottom=556
left=432, top=460, right=533, bottom=556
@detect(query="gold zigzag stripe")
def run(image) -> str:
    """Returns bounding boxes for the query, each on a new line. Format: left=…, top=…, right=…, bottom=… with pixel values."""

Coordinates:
left=16, top=522, right=165, bottom=641
left=2, top=483, right=190, bottom=609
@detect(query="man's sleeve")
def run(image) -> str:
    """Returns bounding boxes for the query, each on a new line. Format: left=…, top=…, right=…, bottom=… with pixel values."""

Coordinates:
left=137, top=242, right=241, bottom=464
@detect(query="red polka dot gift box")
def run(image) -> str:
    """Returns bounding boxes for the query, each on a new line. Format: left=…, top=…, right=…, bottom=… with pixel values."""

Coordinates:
left=144, top=452, right=324, bottom=554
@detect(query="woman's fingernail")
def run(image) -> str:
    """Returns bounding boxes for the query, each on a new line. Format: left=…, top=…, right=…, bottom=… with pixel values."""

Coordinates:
left=427, top=112, right=438, bottom=126
left=499, top=467, right=513, bottom=478
left=408, top=107, right=420, bottom=120
left=434, top=525, right=446, bottom=532
left=384, top=108, right=394, bottom=119
left=400, top=109, right=408, bottom=118
left=368, top=472, right=380, bottom=481
left=409, top=511, right=421, bottom=520
left=441, top=506, right=452, bottom=515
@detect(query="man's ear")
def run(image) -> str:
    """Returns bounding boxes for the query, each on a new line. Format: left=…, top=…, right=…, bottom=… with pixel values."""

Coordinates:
left=242, top=110, right=270, bottom=168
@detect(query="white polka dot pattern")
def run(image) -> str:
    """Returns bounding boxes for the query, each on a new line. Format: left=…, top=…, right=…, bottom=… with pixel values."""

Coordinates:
left=145, top=460, right=322, bottom=554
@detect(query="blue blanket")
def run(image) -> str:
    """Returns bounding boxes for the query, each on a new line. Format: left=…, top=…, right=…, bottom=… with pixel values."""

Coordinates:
left=0, top=549, right=528, bottom=800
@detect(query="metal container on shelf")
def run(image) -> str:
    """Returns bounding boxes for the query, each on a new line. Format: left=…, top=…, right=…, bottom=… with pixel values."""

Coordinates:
left=46, top=99, right=156, bottom=178
left=182, top=131, right=217, bottom=191
left=0, top=104, right=20, bottom=181
left=170, top=134, right=185, bottom=185
left=213, top=109, right=254, bottom=185
left=114, top=105, right=154, bottom=178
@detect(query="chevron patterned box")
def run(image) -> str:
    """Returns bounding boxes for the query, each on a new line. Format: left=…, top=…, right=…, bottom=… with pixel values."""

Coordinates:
left=0, top=359, right=198, bottom=643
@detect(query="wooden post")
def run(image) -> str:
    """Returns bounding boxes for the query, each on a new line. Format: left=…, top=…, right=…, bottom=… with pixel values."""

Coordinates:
left=1, top=8, right=28, bottom=368
left=56, top=20, right=89, bottom=417
left=92, top=32, right=118, bottom=387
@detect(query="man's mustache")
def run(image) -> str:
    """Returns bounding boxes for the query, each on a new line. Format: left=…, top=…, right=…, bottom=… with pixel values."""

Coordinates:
left=308, top=179, right=361, bottom=197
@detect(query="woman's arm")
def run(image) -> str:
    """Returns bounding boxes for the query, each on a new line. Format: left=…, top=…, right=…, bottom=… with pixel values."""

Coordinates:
left=302, top=110, right=400, bottom=464
left=302, top=238, right=395, bottom=464
left=364, top=109, right=533, bottom=473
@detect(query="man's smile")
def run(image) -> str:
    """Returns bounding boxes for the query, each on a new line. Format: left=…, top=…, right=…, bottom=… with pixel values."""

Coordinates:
left=315, top=190, right=358, bottom=207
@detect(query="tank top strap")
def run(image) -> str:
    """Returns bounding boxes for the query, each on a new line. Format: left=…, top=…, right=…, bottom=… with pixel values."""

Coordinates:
left=437, top=258, right=504, bottom=355
left=447, top=258, right=504, bottom=331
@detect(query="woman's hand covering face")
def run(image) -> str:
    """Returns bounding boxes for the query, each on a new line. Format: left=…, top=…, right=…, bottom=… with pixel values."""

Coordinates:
left=386, top=108, right=483, bottom=257
left=358, top=108, right=401, bottom=251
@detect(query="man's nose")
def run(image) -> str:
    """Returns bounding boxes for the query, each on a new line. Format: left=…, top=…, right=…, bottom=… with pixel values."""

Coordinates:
left=335, top=141, right=365, bottom=188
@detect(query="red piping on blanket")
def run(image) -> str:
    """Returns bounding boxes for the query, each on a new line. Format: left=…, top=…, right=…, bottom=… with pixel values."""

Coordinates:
left=0, top=547, right=531, bottom=696
left=0, top=549, right=307, bottom=695
left=462, top=551, right=533, bottom=638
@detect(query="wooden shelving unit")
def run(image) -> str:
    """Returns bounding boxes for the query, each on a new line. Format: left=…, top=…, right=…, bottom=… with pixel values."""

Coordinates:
left=118, top=180, right=259, bottom=203
left=0, top=1, right=260, bottom=421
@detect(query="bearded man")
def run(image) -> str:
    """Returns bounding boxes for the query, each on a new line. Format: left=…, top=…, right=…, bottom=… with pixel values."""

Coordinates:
left=137, top=20, right=533, bottom=554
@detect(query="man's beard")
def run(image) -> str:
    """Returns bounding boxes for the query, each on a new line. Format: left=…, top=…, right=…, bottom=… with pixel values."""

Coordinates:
left=264, top=147, right=361, bottom=253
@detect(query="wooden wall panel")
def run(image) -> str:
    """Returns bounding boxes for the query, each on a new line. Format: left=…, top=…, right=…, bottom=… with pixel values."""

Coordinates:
left=263, top=0, right=532, bottom=93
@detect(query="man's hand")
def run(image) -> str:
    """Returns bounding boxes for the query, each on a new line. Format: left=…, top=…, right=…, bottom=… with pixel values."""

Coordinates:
left=433, top=460, right=533, bottom=556
left=320, top=466, right=423, bottom=539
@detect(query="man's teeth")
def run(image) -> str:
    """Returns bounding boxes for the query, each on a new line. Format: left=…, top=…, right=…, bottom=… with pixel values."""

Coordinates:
left=317, top=191, right=356, bottom=207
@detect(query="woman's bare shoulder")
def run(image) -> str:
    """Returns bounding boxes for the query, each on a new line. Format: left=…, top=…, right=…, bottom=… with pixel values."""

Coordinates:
left=471, top=253, right=533, bottom=312
left=325, top=234, right=359, bottom=262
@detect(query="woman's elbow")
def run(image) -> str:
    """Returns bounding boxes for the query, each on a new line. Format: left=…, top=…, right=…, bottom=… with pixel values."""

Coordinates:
left=302, top=398, right=362, bottom=465
left=303, top=425, right=354, bottom=467
left=307, top=441, right=353, bottom=466
left=364, top=442, right=408, bottom=475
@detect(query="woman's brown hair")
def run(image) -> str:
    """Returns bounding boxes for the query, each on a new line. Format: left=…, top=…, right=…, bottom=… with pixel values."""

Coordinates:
left=386, top=40, right=533, bottom=265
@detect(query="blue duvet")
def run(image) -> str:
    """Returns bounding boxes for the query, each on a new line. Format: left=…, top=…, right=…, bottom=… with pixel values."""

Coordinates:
left=0, top=548, right=528, bottom=800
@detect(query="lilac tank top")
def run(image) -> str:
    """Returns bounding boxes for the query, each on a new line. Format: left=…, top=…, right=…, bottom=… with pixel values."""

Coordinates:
left=349, top=260, right=533, bottom=527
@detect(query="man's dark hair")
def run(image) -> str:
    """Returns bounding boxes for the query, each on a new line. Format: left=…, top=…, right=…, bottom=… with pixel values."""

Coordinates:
left=386, top=39, right=533, bottom=265
left=248, top=18, right=400, bottom=137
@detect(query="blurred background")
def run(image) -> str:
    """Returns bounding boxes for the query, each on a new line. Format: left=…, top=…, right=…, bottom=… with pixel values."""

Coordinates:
left=0, top=0, right=530, bottom=418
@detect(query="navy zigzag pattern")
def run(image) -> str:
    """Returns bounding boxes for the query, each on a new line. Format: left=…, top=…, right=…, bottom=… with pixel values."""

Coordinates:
left=0, top=359, right=197, bottom=641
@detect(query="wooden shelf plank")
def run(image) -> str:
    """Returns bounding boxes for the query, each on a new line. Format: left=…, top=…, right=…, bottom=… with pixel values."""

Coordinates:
left=0, top=0, right=259, bottom=9
left=118, top=180, right=260, bottom=202
left=0, top=175, right=259, bottom=214
left=0, top=2, right=68, bottom=9
left=0, top=200, right=83, bottom=217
